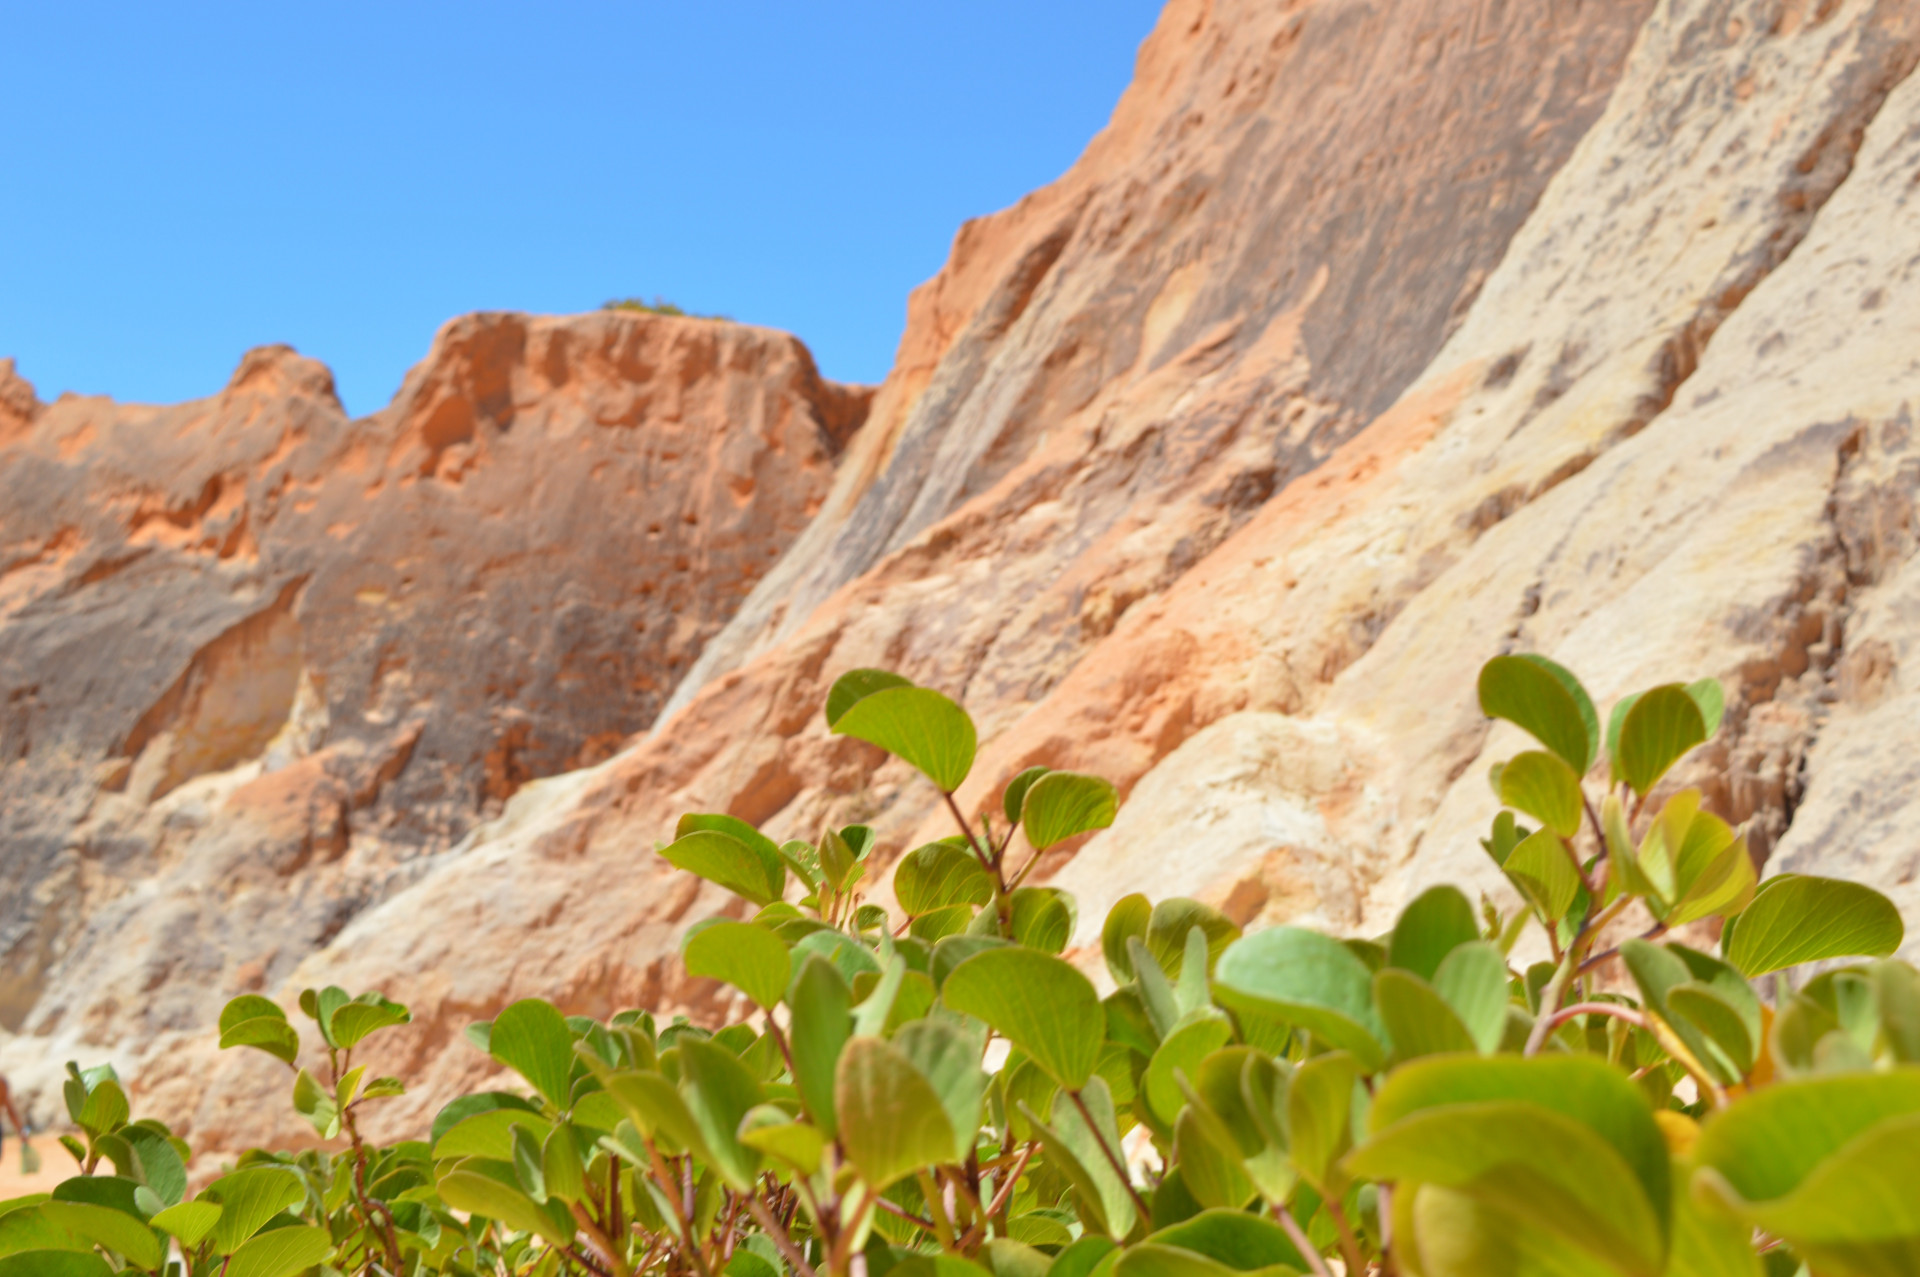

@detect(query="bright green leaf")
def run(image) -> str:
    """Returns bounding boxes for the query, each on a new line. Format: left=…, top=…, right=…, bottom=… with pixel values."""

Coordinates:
left=1478, top=654, right=1597, bottom=775
left=489, top=999, right=577, bottom=1108
left=1504, top=828, right=1582, bottom=923
left=204, top=1166, right=306, bottom=1254
left=831, top=686, right=977, bottom=792
left=682, top=921, right=791, bottom=1011
left=943, top=947, right=1104, bottom=1089
left=824, top=668, right=915, bottom=728
left=660, top=829, right=785, bottom=907
left=1615, top=685, right=1707, bottom=797
left=1499, top=750, right=1585, bottom=838
left=1214, top=927, right=1385, bottom=1070
left=1387, top=885, right=1481, bottom=982
left=1102, top=894, right=1151, bottom=985
left=1021, top=772, right=1118, bottom=851
left=223, top=1224, right=334, bottom=1277
left=894, top=838, right=994, bottom=915
left=1724, top=875, right=1904, bottom=976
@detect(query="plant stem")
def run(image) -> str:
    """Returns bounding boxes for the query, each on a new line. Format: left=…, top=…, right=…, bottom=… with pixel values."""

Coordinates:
left=1542, top=1002, right=1651, bottom=1037
left=1523, top=957, right=1577, bottom=1056
left=1271, top=1205, right=1334, bottom=1277
left=960, top=1142, right=1036, bottom=1249
left=1325, top=1197, right=1367, bottom=1277
left=1067, top=1089, right=1151, bottom=1225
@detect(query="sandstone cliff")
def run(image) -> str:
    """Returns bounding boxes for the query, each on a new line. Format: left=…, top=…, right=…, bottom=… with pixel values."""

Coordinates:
left=6, top=0, right=1920, bottom=1152
left=0, top=313, right=866, bottom=1074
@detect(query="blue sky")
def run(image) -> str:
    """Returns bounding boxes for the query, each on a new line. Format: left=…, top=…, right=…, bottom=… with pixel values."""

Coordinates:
left=1, top=3, right=1163, bottom=415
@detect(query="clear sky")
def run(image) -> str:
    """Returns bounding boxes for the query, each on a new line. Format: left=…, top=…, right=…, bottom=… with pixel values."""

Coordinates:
left=2, top=3, right=1164, bottom=416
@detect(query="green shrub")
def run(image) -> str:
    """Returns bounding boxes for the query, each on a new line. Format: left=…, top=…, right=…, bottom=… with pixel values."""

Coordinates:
left=7, top=658, right=1911, bottom=1276
left=602, top=297, right=731, bottom=321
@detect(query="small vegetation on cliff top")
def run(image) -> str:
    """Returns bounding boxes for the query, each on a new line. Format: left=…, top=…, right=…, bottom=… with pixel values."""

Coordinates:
left=7, top=657, right=1912, bottom=1276
left=603, top=297, right=731, bottom=322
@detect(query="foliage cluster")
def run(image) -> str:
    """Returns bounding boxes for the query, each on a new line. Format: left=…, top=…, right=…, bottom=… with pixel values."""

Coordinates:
left=1, top=657, right=1912, bottom=1277
left=601, top=298, right=730, bottom=321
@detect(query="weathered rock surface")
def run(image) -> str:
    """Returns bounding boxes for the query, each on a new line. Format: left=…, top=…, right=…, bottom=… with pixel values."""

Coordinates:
left=7, top=0, right=1920, bottom=1153
left=0, top=313, right=866, bottom=1081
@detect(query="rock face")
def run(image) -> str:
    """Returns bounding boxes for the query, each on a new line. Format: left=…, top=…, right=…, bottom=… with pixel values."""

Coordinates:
left=6, top=0, right=1920, bottom=1151
left=0, top=313, right=866, bottom=1054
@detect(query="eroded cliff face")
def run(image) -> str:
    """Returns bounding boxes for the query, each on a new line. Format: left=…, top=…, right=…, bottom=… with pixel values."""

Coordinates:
left=5, top=0, right=1919, bottom=1151
left=0, top=313, right=866, bottom=1058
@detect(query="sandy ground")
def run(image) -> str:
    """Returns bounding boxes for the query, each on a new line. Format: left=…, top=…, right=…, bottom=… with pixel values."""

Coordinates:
left=0, top=1137, right=78, bottom=1200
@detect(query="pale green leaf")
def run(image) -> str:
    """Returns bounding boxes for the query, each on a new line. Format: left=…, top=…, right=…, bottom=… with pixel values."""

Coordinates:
left=682, top=921, right=791, bottom=1011
left=1724, top=875, right=1904, bottom=976
left=1479, top=654, right=1597, bottom=775
left=943, top=947, right=1104, bottom=1089
left=831, top=685, right=977, bottom=792
left=1021, top=771, right=1118, bottom=851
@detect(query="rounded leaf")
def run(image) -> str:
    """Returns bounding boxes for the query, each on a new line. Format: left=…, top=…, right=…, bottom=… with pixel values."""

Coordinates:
left=831, top=685, right=977, bottom=792
left=1497, top=750, right=1584, bottom=838
left=660, top=829, right=784, bottom=907
left=1213, top=927, right=1386, bottom=1070
left=682, top=921, right=791, bottom=1010
left=894, top=838, right=994, bottom=915
left=1003, top=766, right=1051, bottom=825
left=1387, top=885, right=1481, bottom=982
left=825, top=668, right=914, bottom=727
left=1101, top=894, right=1151, bottom=985
left=835, top=1037, right=957, bottom=1185
left=1615, top=684, right=1708, bottom=797
left=1724, top=875, right=1904, bottom=976
left=489, top=998, right=577, bottom=1108
left=1479, top=654, right=1597, bottom=775
left=223, top=1225, right=334, bottom=1277
left=1020, top=771, right=1118, bottom=851
left=943, top=947, right=1104, bottom=1089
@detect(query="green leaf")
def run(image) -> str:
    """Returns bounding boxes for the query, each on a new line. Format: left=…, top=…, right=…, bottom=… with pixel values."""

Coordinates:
left=0, top=1255, right=110, bottom=1277
left=600, top=1072, right=701, bottom=1155
left=1615, top=684, right=1707, bottom=797
left=431, top=1108, right=555, bottom=1161
left=328, top=992, right=411, bottom=1050
left=436, top=1159, right=572, bottom=1244
left=1214, top=927, right=1386, bottom=1070
left=1387, top=885, right=1481, bottom=981
left=1173, top=1106, right=1254, bottom=1211
left=310, top=986, right=351, bottom=1046
left=1102, top=894, right=1151, bottom=985
left=1286, top=1051, right=1359, bottom=1194
left=1667, top=984, right=1754, bottom=1078
left=678, top=811, right=785, bottom=870
left=1478, top=654, right=1597, bottom=775
left=1686, top=678, right=1726, bottom=738
left=1020, top=772, right=1118, bottom=851
left=792, top=928, right=883, bottom=985
left=1003, top=766, right=1051, bottom=826
left=1498, top=750, right=1585, bottom=838
left=38, top=1202, right=161, bottom=1270
left=223, top=1224, right=334, bottom=1277
left=1143, top=1016, right=1234, bottom=1127
left=677, top=1037, right=765, bottom=1191
left=76, top=1080, right=128, bottom=1137
left=1359, top=1053, right=1670, bottom=1260
left=1352, top=1100, right=1664, bottom=1275
left=1724, top=875, right=1904, bottom=976
left=1026, top=1076, right=1135, bottom=1238
left=203, top=1166, right=306, bottom=1254
left=1431, top=941, right=1510, bottom=1055
left=894, top=838, right=994, bottom=915
left=489, top=998, right=577, bottom=1108
left=831, top=685, right=978, bottom=792
left=1375, top=969, right=1477, bottom=1061
left=1693, top=1072, right=1920, bottom=1276
left=1871, top=960, right=1920, bottom=1063
left=660, top=829, right=785, bottom=907
left=1504, top=828, right=1582, bottom=923
left=943, top=947, right=1104, bottom=1089
left=893, top=1020, right=987, bottom=1163
left=786, top=955, right=852, bottom=1137
left=1394, top=1184, right=1623, bottom=1277
left=217, top=1015, right=300, bottom=1065
left=1009, top=887, right=1074, bottom=954
left=1139, top=1208, right=1311, bottom=1272
left=120, top=1124, right=186, bottom=1207
left=291, top=1068, right=339, bottom=1139
left=1146, top=900, right=1239, bottom=981
left=825, top=668, right=915, bottom=727
left=541, top=1124, right=586, bottom=1205
left=150, top=1200, right=222, bottom=1247
left=682, top=921, right=791, bottom=1010
left=836, top=1036, right=956, bottom=1184
left=737, top=1109, right=828, bottom=1174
